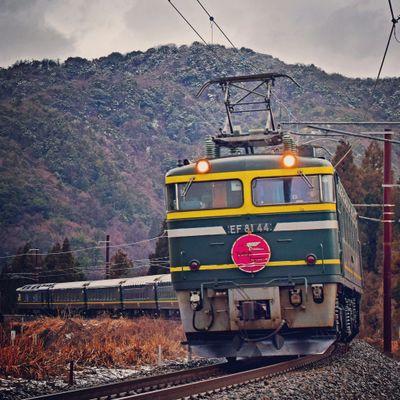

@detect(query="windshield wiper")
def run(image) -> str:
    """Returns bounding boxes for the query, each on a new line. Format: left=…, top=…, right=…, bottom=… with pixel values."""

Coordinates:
left=181, top=177, right=195, bottom=198
left=299, top=171, right=314, bottom=189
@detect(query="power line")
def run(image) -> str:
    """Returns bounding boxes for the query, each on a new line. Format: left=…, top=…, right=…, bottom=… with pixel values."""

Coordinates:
left=359, top=215, right=382, bottom=222
left=394, top=25, right=400, bottom=43
left=0, top=232, right=166, bottom=260
left=333, top=145, right=353, bottom=168
left=168, top=0, right=299, bottom=126
left=195, top=0, right=237, bottom=49
left=6, top=261, right=171, bottom=280
left=167, top=0, right=208, bottom=45
left=373, top=0, right=399, bottom=90
left=194, top=0, right=298, bottom=122
left=306, top=125, right=400, bottom=145
left=6, top=258, right=171, bottom=277
left=373, top=24, right=395, bottom=91
left=281, top=121, right=400, bottom=126
left=354, top=204, right=396, bottom=207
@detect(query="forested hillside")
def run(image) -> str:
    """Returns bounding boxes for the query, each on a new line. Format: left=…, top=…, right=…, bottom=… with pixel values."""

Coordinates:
left=0, top=43, right=399, bottom=266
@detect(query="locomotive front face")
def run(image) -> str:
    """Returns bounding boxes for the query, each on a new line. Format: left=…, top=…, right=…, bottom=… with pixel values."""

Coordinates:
left=165, top=155, right=362, bottom=358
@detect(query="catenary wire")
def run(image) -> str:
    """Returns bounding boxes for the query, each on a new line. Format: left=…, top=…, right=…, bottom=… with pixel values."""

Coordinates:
left=194, top=0, right=237, bottom=49
left=167, top=0, right=208, bottom=45
left=373, top=0, right=399, bottom=90
left=0, top=232, right=167, bottom=260
left=373, top=24, right=395, bottom=91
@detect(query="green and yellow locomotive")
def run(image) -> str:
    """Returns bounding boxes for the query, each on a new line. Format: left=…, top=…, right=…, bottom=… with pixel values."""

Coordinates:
left=165, top=73, right=362, bottom=358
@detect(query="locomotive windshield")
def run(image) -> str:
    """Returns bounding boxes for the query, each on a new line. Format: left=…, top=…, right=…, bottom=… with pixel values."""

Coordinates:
left=252, top=174, right=334, bottom=206
left=167, top=179, right=243, bottom=211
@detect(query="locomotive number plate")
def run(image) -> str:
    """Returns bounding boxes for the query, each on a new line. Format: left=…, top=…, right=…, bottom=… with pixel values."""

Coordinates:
left=226, top=223, right=275, bottom=234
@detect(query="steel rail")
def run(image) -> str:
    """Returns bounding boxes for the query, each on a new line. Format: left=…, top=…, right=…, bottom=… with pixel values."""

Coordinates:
left=121, top=344, right=336, bottom=400
left=28, top=344, right=338, bottom=400
left=26, top=362, right=228, bottom=400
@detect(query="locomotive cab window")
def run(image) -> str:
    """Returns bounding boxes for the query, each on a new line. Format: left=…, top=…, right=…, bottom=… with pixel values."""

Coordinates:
left=252, top=175, right=334, bottom=206
left=167, top=179, right=243, bottom=211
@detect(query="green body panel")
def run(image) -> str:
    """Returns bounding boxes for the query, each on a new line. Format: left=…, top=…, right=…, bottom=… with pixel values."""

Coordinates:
left=168, top=211, right=345, bottom=290
left=168, top=212, right=339, bottom=264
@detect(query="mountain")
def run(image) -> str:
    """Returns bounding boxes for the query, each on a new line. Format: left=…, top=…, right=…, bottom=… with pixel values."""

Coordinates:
left=0, top=43, right=399, bottom=266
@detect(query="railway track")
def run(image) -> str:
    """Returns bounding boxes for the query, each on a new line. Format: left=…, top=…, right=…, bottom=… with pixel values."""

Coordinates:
left=28, top=344, right=339, bottom=400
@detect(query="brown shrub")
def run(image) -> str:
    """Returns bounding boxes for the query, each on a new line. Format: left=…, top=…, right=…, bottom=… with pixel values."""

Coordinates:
left=0, top=317, right=186, bottom=379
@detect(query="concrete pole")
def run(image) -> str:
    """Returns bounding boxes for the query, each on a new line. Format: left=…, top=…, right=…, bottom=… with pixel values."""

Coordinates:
left=106, top=235, right=110, bottom=279
left=383, top=130, right=393, bottom=354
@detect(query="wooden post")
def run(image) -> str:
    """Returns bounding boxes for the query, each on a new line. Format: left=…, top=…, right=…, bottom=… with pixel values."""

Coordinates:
left=157, top=345, right=162, bottom=366
left=68, top=360, right=74, bottom=385
left=10, top=330, right=16, bottom=346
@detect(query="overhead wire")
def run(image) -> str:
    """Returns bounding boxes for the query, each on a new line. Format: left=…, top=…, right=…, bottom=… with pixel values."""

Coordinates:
left=194, top=0, right=237, bottom=49
left=0, top=232, right=167, bottom=260
left=6, top=260, right=171, bottom=280
left=306, top=125, right=400, bottom=145
left=192, top=0, right=299, bottom=124
left=5, top=257, right=170, bottom=274
left=167, top=0, right=208, bottom=45
left=373, top=0, right=399, bottom=90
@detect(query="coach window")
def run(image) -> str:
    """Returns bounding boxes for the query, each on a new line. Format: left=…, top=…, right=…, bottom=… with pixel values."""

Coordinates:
left=166, top=180, right=243, bottom=211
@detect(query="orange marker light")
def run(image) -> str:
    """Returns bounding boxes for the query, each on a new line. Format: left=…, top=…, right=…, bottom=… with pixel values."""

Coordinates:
left=196, top=159, right=211, bottom=174
left=282, top=153, right=297, bottom=168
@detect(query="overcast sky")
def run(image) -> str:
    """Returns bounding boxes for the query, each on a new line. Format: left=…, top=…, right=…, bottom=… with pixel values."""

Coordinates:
left=0, top=0, right=399, bottom=78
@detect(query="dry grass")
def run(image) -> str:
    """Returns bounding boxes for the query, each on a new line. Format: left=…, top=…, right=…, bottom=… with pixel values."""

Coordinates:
left=0, top=317, right=186, bottom=379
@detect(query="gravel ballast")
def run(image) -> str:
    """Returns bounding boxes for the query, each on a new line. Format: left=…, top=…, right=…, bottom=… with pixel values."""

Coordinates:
left=1, top=340, right=399, bottom=400
left=0, top=358, right=221, bottom=399
left=203, top=340, right=400, bottom=400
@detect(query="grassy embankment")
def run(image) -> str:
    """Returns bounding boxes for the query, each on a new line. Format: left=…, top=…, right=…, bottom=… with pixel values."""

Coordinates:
left=0, top=317, right=186, bottom=379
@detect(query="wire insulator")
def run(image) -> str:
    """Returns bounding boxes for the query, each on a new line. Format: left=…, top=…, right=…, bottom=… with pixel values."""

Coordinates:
left=283, top=133, right=296, bottom=152
left=205, top=135, right=220, bottom=158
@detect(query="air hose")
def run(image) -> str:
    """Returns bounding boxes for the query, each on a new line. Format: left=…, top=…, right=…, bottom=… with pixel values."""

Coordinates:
left=241, top=319, right=287, bottom=342
left=192, top=302, right=215, bottom=332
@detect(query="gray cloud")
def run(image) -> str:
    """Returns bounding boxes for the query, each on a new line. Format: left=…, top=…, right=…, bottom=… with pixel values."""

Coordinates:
left=0, top=0, right=398, bottom=78
left=0, top=0, right=75, bottom=66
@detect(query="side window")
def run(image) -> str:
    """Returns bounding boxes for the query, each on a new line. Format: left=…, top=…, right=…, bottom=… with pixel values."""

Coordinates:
left=321, top=175, right=335, bottom=202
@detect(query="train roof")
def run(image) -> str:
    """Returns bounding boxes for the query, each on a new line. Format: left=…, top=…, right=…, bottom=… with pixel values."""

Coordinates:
left=154, top=274, right=172, bottom=283
left=85, top=278, right=127, bottom=289
left=121, top=274, right=170, bottom=286
left=166, top=154, right=332, bottom=177
left=16, top=274, right=171, bottom=292
left=16, top=283, right=56, bottom=292
left=49, top=281, right=89, bottom=290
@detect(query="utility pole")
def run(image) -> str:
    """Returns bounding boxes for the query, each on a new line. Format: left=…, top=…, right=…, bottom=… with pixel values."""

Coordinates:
left=29, top=248, right=40, bottom=283
left=35, top=249, right=38, bottom=282
left=105, top=235, right=110, bottom=279
left=383, top=129, right=393, bottom=354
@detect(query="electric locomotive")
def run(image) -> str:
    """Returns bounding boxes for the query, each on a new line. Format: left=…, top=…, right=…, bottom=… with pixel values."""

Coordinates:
left=166, top=73, right=362, bottom=358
